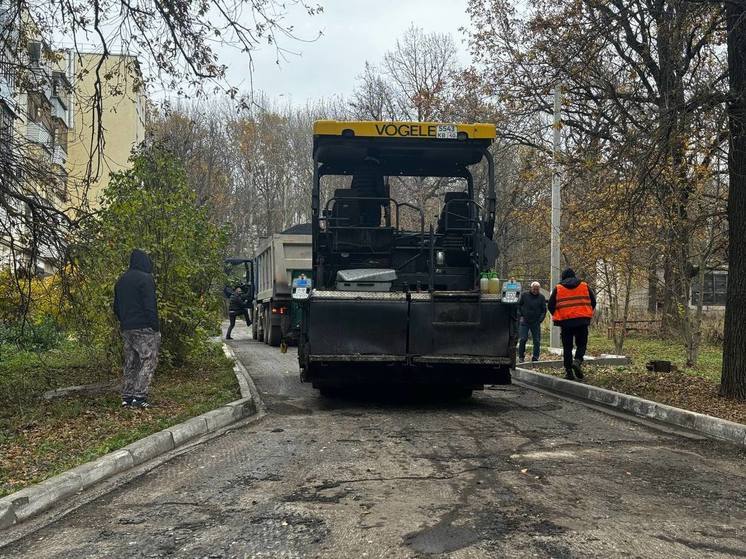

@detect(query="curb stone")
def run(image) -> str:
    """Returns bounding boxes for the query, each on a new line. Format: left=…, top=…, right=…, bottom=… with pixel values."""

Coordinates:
left=0, top=502, right=16, bottom=530
left=0, top=342, right=258, bottom=530
left=223, top=343, right=252, bottom=398
left=512, top=367, right=746, bottom=447
left=519, top=356, right=630, bottom=369
left=167, top=416, right=209, bottom=447
left=223, top=343, right=267, bottom=414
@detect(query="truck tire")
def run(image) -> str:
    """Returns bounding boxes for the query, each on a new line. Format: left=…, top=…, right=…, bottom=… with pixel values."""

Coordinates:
left=318, top=385, right=340, bottom=398
left=262, top=304, right=270, bottom=344
left=267, top=324, right=282, bottom=347
left=453, top=387, right=473, bottom=399
left=256, top=310, right=264, bottom=342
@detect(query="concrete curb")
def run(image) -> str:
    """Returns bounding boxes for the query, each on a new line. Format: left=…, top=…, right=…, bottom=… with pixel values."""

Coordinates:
left=0, top=343, right=258, bottom=530
left=512, top=367, right=746, bottom=447
left=519, top=356, right=630, bottom=369
left=223, top=343, right=252, bottom=398
left=223, top=343, right=267, bottom=414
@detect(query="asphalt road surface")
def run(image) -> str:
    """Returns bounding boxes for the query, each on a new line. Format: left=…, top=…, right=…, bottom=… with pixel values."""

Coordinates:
left=2, top=331, right=746, bottom=558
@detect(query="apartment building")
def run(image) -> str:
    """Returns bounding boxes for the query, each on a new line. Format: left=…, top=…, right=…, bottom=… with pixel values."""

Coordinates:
left=1, top=23, right=146, bottom=273
left=65, top=52, right=146, bottom=209
left=0, top=0, right=73, bottom=273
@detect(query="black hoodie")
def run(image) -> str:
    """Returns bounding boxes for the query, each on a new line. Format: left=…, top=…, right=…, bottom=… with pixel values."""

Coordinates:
left=547, top=274, right=596, bottom=328
left=114, top=249, right=160, bottom=331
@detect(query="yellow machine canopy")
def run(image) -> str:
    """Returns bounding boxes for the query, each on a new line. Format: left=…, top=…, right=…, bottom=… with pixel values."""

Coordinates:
left=313, top=120, right=495, bottom=177
left=313, top=120, right=496, bottom=141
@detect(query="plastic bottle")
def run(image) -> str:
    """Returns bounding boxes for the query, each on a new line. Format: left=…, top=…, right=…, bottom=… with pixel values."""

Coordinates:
left=479, top=272, right=489, bottom=294
left=488, top=272, right=500, bottom=294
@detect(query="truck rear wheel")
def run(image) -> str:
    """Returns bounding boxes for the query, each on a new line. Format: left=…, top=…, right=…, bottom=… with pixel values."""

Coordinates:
left=261, top=304, right=270, bottom=344
left=318, top=385, right=341, bottom=398
left=257, top=317, right=264, bottom=343
left=452, top=387, right=473, bottom=399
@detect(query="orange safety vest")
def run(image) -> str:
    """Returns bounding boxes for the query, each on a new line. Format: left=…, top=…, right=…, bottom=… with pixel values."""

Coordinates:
left=552, top=282, right=594, bottom=322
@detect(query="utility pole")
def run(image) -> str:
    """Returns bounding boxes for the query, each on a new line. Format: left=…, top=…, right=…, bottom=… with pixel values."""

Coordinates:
left=550, top=86, right=562, bottom=349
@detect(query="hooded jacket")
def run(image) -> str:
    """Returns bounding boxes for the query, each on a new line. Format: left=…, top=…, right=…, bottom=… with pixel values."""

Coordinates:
left=114, top=249, right=160, bottom=331
left=547, top=270, right=596, bottom=328
left=228, top=291, right=248, bottom=312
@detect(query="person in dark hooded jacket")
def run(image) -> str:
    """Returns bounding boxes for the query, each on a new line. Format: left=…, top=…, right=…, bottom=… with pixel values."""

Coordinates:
left=114, top=249, right=161, bottom=408
left=548, top=268, right=596, bottom=381
left=225, top=286, right=251, bottom=339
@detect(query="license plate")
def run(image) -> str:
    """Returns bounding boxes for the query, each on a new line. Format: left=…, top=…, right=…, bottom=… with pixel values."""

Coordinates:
left=436, top=124, right=457, bottom=139
left=502, top=291, right=519, bottom=304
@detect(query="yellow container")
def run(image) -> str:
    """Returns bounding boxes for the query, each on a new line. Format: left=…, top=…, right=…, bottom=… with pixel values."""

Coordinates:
left=488, top=275, right=500, bottom=294
left=480, top=275, right=489, bottom=293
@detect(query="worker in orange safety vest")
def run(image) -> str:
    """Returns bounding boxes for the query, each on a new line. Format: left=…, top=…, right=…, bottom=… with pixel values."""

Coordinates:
left=547, top=268, right=596, bottom=381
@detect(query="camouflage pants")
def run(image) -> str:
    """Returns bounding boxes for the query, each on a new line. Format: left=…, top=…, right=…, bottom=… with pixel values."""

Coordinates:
left=122, top=328, right=161, bottom=399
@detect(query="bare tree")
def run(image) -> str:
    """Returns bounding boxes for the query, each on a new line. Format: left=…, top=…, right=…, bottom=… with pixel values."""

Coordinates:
left=467, top=0, right=728, bottom=364
left=0, top=0, right=321, bottom=327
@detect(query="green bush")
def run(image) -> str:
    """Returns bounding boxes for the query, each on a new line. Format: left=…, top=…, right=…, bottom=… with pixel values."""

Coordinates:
left=0, top=315, right=64, bottom=352
left=70, top=144, right=229, bottom=366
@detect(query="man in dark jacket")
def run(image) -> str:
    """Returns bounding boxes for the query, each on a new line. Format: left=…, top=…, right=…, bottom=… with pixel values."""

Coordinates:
left=114, top=249, right=161, bottom=408
left=226, top=286, right=251, bottom=340
left=548, top=268, right=596, bottom=381
left=517, top=281, right=547, bottom=363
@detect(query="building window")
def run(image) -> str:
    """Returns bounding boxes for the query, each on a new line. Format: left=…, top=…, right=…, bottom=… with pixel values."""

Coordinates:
left=28, top=41, right=41, bottom=65
left=691, top=271, right=728, bottom=306
left=0, top=103, right=12, bottom=157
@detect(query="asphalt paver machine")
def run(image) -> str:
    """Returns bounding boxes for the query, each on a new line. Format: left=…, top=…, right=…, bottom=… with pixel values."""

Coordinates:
left=297, top=121, right=518, bottom=396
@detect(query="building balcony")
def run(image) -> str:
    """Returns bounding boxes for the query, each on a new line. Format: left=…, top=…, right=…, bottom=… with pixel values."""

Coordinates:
left=27, top=121, right=52, bottom=151
left=52, top=144, right=67, bottom=166
left=0, top=74, right=19, bottom=116
left=29, top=65, right=53, bottom=102
left=51, top=96, right=68, bottom=123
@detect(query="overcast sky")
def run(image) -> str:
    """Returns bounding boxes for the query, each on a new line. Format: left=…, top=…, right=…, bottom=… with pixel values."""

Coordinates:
left=223, top=0, right=472, bottom=106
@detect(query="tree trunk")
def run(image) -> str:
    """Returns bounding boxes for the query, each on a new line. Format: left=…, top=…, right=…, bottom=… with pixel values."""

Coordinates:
left=617, top=265, right=634, bottom=355
left=647, top=250, right=658, bottom=316
left=656, top=3, right=691, bottom=339
left=661, top=246, right=677, bottom=335
left=722, top=1, right=746, bottom=399
left=687, top=261, right=706, bottom=367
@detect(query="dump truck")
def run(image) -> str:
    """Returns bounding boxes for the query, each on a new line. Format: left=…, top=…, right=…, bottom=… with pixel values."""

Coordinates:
left=252, top=224, right=312, bottom=346
left=296, top=120, right=518, bottom=397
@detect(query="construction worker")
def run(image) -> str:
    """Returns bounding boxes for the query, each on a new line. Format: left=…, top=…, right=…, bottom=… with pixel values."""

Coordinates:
left=547, top=268, right=596, bottom=381
left=517, top=281, right=547, bottom=363
left=226, top=286, right=251, bottom=340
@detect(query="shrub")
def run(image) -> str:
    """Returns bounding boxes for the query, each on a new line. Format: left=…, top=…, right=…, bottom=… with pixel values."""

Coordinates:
left=70, top=144, right=229, bottom=366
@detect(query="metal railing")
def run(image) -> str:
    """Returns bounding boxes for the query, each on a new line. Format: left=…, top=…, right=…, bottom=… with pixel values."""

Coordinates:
left=322, top=195, right=425, bottom=234
left=441, top=199, right=483, bottom=233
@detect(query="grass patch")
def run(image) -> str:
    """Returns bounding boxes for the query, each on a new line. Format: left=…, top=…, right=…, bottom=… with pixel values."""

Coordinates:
left=585, top=330, right=723, bottom=382
left=533, top=327, right=745, bottom=424
left=0, top=343, right=238, bottom=497
left=529, top=326, right=745, bottom=423
left=0, top=341, right=110, bottom=407
left=537, top=364, right=746, bottom=425
left=530, top=326, right=723, bottom=381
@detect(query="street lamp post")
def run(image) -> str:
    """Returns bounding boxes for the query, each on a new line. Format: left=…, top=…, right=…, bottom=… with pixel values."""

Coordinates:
left=550, top=86, right=562, bottom=349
